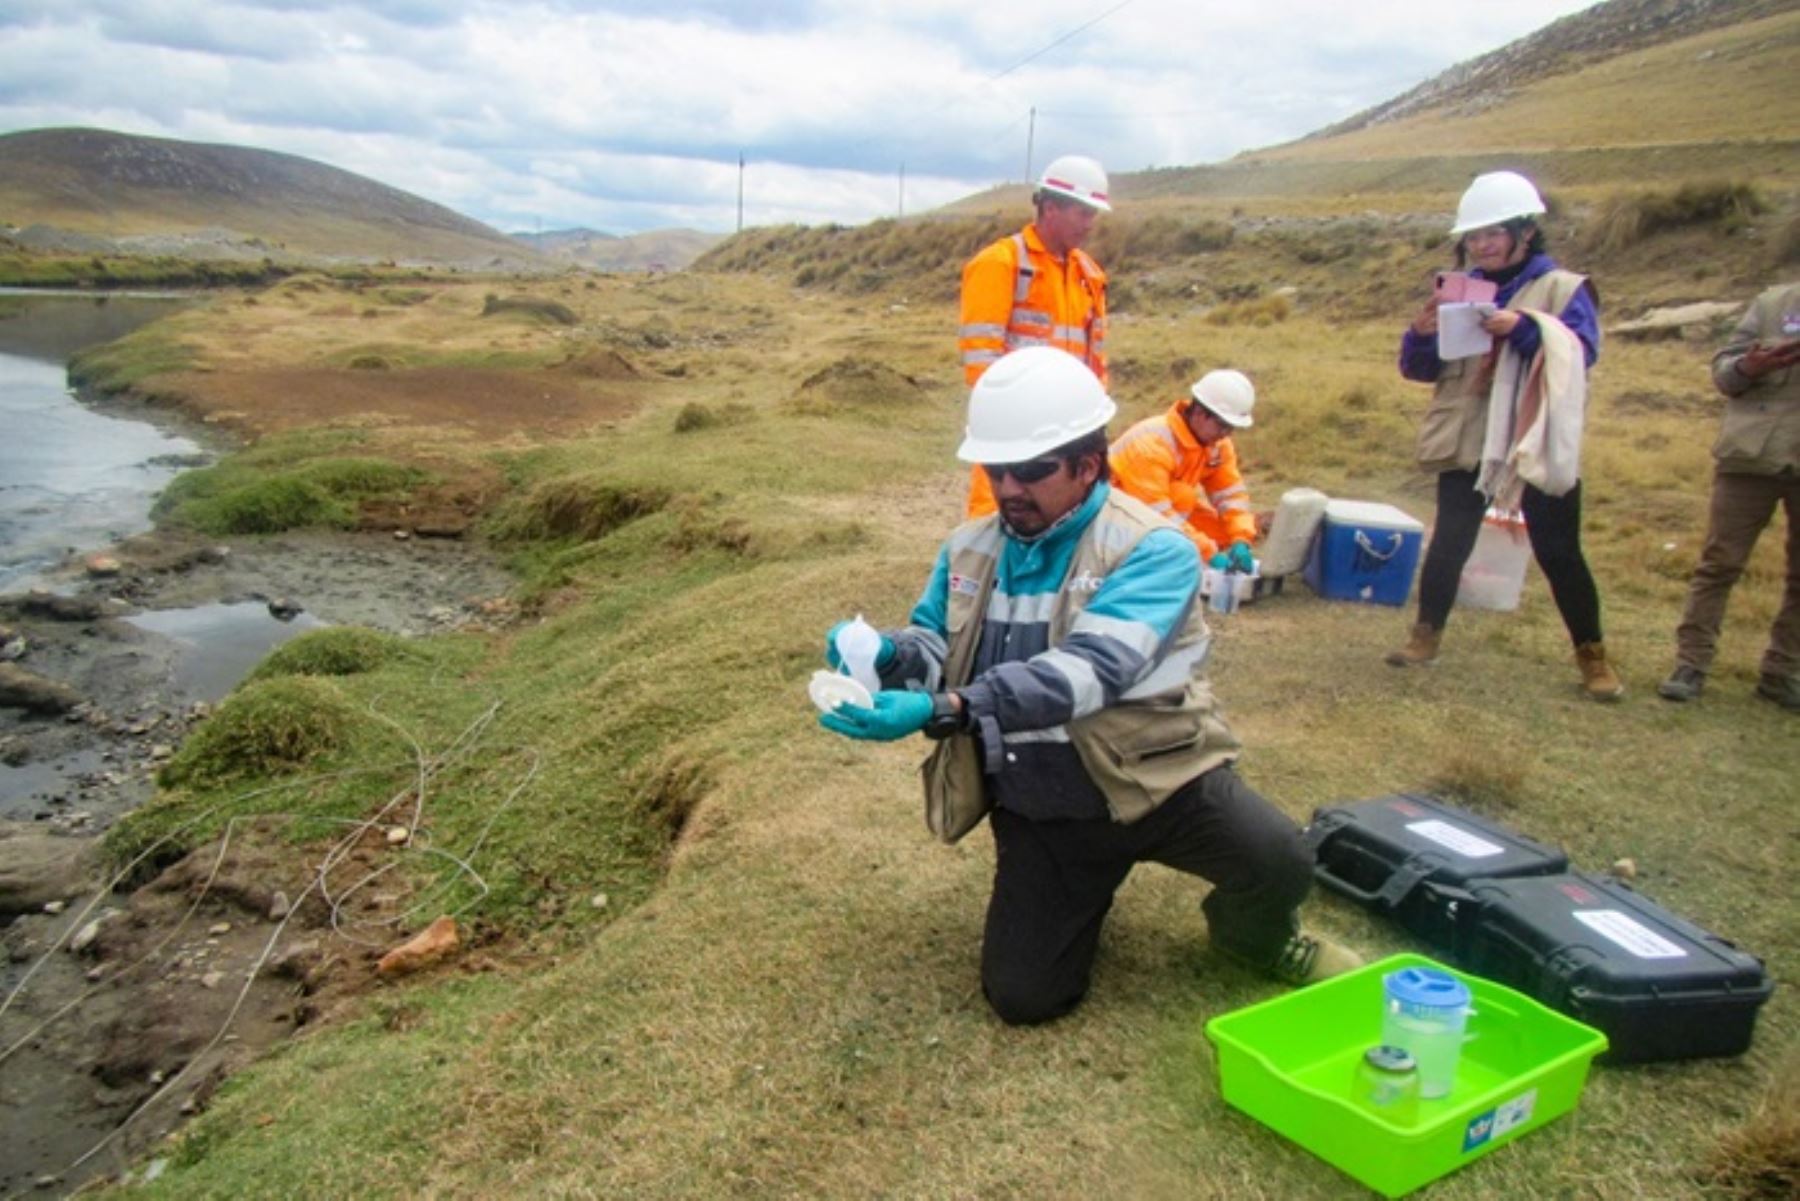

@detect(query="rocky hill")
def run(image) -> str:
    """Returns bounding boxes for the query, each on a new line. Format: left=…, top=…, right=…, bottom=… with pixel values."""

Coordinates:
left=1312, top=0, right=1794, bottom=140
left=0, top=127, right=547, bottom=269
left=512, top=226, right=722, bottom=272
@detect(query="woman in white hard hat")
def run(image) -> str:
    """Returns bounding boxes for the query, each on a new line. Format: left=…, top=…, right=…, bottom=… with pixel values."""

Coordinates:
left=1387, top=170, right=1622, bottom=700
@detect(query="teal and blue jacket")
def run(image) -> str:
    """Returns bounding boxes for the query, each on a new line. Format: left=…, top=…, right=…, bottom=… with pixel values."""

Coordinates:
left=887, top=483, right=1206, bottom=821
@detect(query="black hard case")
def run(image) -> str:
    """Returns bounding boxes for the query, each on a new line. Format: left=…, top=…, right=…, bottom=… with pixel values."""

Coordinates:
left=1303, top=794, right=1568, bottom=950
left=1451, top=872, right=1773, bottom=1063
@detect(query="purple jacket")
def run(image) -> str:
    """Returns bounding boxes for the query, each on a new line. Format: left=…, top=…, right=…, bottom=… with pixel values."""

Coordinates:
left=1399, top=253, right=1600, bottom=382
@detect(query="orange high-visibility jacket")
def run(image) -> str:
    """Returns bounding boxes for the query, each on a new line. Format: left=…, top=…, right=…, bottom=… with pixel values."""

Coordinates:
left=1108, top=400, right=1256, bottom=559
left=959, top=222, right=1109, bottom=515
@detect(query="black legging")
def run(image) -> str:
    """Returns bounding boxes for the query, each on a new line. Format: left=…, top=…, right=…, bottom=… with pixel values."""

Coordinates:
left=1416, top=469, right=1603, bottom=645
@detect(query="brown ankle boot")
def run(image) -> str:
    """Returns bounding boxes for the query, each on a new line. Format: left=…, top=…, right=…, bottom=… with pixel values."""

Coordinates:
left=1576, top=641, right=1624, bottom=701
left=1385, top=622, right=1441, bottom=667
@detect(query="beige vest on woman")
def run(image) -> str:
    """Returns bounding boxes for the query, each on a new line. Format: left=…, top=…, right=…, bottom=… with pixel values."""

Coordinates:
left=1416, top=269, right=1588, bottom=474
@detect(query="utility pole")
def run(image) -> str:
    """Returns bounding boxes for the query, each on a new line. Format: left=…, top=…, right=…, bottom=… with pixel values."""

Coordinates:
left=737, top=152, right=745, bottom=233
left=898, top=162, right=905, bottom=219
left=1024, top=106, right=1035, bottom=183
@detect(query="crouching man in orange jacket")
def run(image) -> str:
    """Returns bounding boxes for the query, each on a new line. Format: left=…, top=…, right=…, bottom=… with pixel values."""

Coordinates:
left=1109, top=369, right=1260, bottom=570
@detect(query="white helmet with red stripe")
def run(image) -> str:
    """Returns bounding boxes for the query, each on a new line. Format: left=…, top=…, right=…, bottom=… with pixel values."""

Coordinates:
left=1035, top=155, right=1111, bottom=213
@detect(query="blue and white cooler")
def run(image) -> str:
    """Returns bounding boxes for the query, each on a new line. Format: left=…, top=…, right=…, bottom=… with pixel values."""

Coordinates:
left=1304, top=500, right=1425, bottom=607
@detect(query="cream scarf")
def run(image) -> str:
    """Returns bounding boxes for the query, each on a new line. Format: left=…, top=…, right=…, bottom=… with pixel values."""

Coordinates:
left=1476, top=311, right=1587, bottom=507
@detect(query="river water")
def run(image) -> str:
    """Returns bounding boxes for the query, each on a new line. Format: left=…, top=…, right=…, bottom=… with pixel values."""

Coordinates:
left=0, top=291, right=204, bottom=593
left=0, top=291, right=324, bottom=814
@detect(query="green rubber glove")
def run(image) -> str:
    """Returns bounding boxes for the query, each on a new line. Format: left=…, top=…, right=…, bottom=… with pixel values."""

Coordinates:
left=824, top=620, right=896, bottom=671
left=818, top=690, right=934, bottom=741
left=1207, top=551, right=1230, bottom=570
left=1227, top=540, right=1256, bottom=573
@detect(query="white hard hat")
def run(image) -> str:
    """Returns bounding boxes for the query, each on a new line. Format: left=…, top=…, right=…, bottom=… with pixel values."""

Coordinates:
left=1190, top=369, right=1256, bottom=429
left=1451, top=171, right=1546, bottom=236
left=958, top=347, right=1117, bottom=464
left=1035, top=155, right=1111, bottom=213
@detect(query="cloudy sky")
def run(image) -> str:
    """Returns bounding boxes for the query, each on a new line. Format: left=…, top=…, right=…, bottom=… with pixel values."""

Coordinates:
left=0, top=0, right=1601, bottom=236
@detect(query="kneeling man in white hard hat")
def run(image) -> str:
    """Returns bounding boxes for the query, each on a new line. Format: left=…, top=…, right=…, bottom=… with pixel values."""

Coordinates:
left=816, top=347, right=1360, bottom=1025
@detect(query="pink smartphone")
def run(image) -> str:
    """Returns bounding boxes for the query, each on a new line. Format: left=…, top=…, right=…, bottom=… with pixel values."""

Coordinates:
left=1434, top=272, right=1498, bottom=305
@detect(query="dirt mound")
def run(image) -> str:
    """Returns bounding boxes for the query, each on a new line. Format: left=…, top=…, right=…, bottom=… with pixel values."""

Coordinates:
left=557, top=348, right=640, bottom=380
left=791, top=358, right=927, bottom=410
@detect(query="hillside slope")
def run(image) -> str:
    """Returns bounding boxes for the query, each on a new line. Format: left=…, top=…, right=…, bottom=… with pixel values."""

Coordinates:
left=0, top=127, right=546, bottom=269
left=1315, top=0, right=1794, bottom=139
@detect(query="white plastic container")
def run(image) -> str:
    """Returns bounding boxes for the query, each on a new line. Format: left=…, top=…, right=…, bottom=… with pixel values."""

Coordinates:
left=1202, top=565, right=1262, bottom=611
left=833, top=614, right=884, bottom=695
left=1459, top=509, right=1530, bottom=612
left=1259, top=488, right=1329, bottom=578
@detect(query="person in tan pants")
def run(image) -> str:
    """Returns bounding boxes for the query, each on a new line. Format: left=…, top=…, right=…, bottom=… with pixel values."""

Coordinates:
left=1658, top=282, right=1800, bottom=711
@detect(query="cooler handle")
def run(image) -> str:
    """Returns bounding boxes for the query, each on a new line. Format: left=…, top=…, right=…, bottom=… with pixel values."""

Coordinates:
left=1353, top=529, right=1404, bottom=563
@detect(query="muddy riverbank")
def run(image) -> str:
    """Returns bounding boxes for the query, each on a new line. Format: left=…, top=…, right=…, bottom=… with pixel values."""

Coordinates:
left=1, top=523, right=518, bottom=1197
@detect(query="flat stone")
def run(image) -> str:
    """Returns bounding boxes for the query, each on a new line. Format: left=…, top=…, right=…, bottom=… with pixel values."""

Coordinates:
left=1610, top=301, right=1741, bottom=341
left=0, top=821, right=99, bottom=916
left=0, top=663, right=84, bottom=715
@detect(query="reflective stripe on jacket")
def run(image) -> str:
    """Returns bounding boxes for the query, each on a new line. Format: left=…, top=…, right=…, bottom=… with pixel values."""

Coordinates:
left=1109, top=401, right=1256, bottom=559
left=889, top=484, right=1239, bottom=826
left=959, top=223, right=1109, bottom=517
left=959, top=223, right=1108, bottom=388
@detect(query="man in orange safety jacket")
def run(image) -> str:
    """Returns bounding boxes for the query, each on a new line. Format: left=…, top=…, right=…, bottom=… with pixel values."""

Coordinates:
left=959, top=154, right=1111, bottom=516
left=1110, top=369, right=1260, bottom=568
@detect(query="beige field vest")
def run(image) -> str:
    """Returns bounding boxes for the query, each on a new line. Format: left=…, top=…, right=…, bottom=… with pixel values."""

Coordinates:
left=920, top=489, right=1240, bottom=843
left=1713, top=284, right=1800, bottom=476
left=1416, top=269, right=1588, bottom=474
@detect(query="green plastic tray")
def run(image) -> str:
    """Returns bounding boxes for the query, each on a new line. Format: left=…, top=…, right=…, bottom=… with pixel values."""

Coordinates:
left=1204, top=953, right=1607, bottom=1198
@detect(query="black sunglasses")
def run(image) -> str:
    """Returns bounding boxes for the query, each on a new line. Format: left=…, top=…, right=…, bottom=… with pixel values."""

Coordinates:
left=983, top=458, right=1064, bottom=485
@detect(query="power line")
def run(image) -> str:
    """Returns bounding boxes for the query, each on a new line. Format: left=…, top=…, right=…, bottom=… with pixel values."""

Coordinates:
left=985, top=0, right=1136, bottom=85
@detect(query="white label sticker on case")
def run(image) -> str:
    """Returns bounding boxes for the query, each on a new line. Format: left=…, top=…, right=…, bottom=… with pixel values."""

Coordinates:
left=1405, top=819, right=1505, bottom=859
left=1573, top=909, right=1688, bottom=959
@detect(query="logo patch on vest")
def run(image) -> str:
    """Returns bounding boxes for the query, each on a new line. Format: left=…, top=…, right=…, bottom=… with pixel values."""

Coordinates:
left=1067, top=571, right=1103, bottom=593
left=948, top=573, right=981, bottom=597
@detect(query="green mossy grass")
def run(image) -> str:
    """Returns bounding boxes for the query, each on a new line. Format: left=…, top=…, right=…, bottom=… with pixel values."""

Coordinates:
left=246, top=627, right=411, bottom=682
left=153, top=436, right=429, bottom=535
left=156, top=676, right=360, bottom=787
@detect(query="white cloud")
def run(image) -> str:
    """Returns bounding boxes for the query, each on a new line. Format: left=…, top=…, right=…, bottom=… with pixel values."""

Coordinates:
left=0, top=0, right=1602, bottom=234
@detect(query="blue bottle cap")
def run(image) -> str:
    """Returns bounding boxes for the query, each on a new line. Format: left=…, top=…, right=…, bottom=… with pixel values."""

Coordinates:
left=1382, top=967, right=1471, bottom=1011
